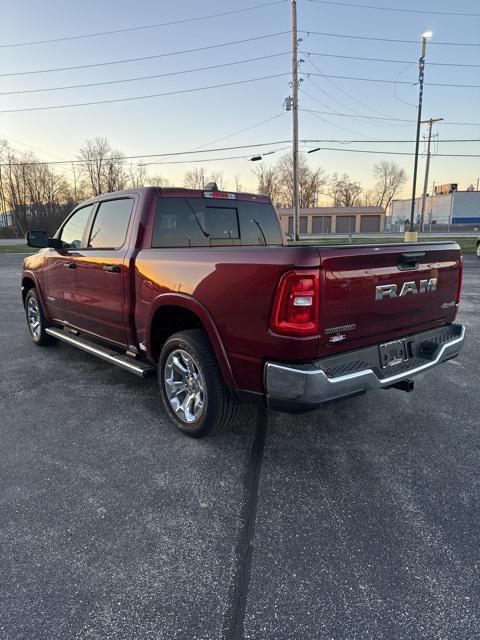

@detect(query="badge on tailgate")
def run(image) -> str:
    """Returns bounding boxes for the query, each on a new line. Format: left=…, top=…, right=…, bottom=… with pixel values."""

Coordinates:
left=379, top=339, right=407, bottom=369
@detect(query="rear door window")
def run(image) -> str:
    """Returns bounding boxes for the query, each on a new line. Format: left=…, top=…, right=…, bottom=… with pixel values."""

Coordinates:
left=88, top=199, right=133, bottom=249
left=152, top=197, right=282, bottom=247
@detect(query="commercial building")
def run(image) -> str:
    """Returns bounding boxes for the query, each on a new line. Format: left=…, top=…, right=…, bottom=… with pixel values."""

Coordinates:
left=390, top=187, right=480, bottom=229
left=277, top=206, right=386, bottom=235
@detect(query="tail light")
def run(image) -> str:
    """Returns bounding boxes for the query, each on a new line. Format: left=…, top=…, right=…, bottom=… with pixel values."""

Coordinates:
left=456, top=255, right=464, bottom=304
left=270, top=270, right=319, bottom=336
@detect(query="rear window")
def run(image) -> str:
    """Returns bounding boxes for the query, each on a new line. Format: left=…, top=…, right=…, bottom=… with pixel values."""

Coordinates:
left=152, top=197, right=282, bottom=247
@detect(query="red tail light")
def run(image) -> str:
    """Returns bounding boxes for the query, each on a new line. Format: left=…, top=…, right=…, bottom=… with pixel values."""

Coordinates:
left=456, top=255, right=464, bottom=304
left=270, top=270, right=319, bottom=336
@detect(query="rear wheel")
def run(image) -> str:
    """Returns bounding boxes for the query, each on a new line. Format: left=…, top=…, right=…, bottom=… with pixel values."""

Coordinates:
left=158, top=329, right=238, bottom=438
left=24, top=288, right=57, bottom=346
left=476, top=242, right=480, bottom=258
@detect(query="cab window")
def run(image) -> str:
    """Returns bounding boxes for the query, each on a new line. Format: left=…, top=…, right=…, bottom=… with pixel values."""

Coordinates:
left=60, top=205, right=94, bottom=249
left=88, top=199, right=133, bottom=249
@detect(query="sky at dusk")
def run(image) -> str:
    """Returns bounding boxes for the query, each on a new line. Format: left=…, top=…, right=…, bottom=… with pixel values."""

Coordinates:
left=0, top=0, right=479, bottom=199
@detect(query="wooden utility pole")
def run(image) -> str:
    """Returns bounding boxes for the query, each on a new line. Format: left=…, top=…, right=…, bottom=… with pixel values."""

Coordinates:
left=420, top=117, right=443, bottom=232
left=291, top=0, right=300, bottom=241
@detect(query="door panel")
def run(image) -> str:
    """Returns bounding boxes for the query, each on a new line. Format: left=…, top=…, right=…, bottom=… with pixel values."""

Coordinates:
left=70, top=250, right=127, bottom=345
left=67, top=198, right=134, bottom=346
left=43, top=204, right=95, bottom=323
left=43, top=251, right=78, bottom=323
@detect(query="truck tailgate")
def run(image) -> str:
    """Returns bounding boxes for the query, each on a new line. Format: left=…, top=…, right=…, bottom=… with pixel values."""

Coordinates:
left=316, top=242, right=461, bottom=355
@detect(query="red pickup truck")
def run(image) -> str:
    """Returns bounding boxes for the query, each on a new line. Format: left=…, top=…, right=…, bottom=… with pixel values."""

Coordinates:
left=22, top=185, right=465, bottom=437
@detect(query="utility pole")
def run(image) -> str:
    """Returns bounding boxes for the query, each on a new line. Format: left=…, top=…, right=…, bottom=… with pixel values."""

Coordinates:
left=420, top=117, right=443, bottom=232
left=291, top=0, right=300, bottom=241
left=406, top=31, right=432, bottom=242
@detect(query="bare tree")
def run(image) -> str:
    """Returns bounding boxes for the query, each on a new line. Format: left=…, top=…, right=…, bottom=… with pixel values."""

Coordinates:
left=274, top=153, right=327, bottom=207
left=78, top=137, right=126, bottom=196
left=253, top=163, right=280, bottom=202
left=127, top=163, right=147, bottom=188
left=0, top=142, right=74, bottom=234
left=328, top=173, right=362, bottom=207
left=373, top=160, right=407, bottom=209
left=183, top=167, right=223, bottom=189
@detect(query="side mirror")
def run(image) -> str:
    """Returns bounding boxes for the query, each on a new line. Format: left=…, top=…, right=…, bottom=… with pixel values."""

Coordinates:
left=26, top=230, right=48, bottom=248
left=25, top=230, right=61, bottom=249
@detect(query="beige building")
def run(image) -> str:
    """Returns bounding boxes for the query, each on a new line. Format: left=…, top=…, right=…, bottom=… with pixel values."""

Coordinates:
left=277, top=206, right=386, bottom=235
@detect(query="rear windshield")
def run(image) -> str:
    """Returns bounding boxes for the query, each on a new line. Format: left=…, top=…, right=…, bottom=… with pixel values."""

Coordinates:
left=152, top=197, right=283, bottom=247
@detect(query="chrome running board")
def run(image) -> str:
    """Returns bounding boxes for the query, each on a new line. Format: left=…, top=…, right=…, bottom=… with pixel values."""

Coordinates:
left=45, top=328, right=155, bottom=378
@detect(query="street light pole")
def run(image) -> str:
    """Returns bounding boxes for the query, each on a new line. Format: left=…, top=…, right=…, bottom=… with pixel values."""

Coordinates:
left=291, top=0, right=300, bottom=241
left=420, top=117, right=443, bottom=232
left=406, top=31, right=432, bottom=242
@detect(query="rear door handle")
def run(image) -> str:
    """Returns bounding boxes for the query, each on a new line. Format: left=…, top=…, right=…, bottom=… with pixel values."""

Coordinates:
left=103, top=264, right=121, bottom=273
left=64, top=262, right=76, bottom=269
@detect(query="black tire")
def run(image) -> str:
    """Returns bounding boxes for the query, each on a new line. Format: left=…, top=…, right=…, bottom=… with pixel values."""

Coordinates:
left=477, top=242, right=480, bottom=258
left=158, top=329, right=238, bottom=438
left=24, top=288, right=57, bottom=346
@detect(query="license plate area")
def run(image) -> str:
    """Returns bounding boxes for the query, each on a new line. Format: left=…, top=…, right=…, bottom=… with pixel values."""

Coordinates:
left=379, top=339, right=407, bottom=369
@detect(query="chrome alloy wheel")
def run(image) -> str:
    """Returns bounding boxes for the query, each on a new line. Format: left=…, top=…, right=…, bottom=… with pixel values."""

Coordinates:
left=164, top=349, right=206, bottom=424
left=27, top=296, right=41, bottom=340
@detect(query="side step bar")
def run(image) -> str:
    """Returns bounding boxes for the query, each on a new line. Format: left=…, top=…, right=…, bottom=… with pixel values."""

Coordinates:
left=45, top=328, right=156, bottom=378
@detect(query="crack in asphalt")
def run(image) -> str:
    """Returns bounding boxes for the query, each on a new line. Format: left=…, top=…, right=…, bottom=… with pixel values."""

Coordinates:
left=223, top=406, right=268, bottom=640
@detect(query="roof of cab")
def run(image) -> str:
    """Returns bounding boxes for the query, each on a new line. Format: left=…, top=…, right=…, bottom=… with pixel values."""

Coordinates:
left=80, top=186, right=271, bottom=205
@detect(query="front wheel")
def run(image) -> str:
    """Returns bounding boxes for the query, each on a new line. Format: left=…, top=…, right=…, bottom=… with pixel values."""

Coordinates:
left=158, top=329, right=238, bottom=438
left=24, top=288, right=57, bottom=346
left=477, top=242, right=480, bottom=258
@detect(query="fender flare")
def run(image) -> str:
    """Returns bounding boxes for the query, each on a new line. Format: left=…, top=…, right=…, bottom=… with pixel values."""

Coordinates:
left=21, top=270, right=52, bottom=321
left=147, top=293, right=237, bottom=389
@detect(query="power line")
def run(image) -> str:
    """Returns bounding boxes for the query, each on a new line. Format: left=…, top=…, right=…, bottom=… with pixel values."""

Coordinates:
left=0, top=132, right=66, bottom=161
left=303, top=50, right=480, bottom=68
left=0, top=32, right=289, bottom=78
left=306, top=71, right=480, bottom=88
left=0, top=73, right=290, bottom=115
left=301, top=29, right=480, bottom=47
left=0, top=1, right=287, bottom=49
left=0, top=140, right=293, bottom=166
left=306, top=0, right=480, bottom=18
left=306, top=57, right=394, bottom=118
left=0, top=53, right=289, bottom=96
left=302, top=145, right=480, bottom=157
left=300, top=122, right=480, bottom=142
left=3, top=137, right=480, bottom=167
left=299, top=107, right=480, bottom=126
left=142, top=147, right=292, bottom=166
left=189, top=113, right=287, bottom=151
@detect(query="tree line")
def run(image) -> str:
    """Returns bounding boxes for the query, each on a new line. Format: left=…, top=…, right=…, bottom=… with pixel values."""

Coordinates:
left=0, top=136, right=407, bottom=236
left=253, top=153, right=407, bottom=210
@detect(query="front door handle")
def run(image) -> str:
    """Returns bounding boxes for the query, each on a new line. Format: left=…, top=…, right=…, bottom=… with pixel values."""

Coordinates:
left=64, top=261, right=76, bottom=269
left=103, top=264, right=121, bottom=273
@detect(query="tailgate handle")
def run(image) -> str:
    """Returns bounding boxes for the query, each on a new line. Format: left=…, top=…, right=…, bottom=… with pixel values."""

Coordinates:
left=398, top=252, right=425, bottom=271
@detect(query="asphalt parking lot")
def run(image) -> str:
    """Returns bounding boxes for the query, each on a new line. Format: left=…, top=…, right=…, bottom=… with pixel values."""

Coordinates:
left=1, top=253, right=479, bottom=640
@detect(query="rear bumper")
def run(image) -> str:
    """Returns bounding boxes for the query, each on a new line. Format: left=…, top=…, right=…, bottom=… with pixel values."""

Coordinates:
left=265, top=324, right=465, bottom=412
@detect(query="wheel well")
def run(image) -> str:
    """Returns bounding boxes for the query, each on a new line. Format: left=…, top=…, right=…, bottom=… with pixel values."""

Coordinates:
left=150, top=306, right=204, bottom=362
left=21, top=277, right=36, bottom=304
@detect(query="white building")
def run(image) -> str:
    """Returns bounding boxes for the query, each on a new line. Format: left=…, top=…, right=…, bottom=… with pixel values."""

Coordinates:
left=390, top=189, right=480, bottom=229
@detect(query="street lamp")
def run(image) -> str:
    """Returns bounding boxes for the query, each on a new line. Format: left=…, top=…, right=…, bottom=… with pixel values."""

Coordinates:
left=406, top=30, right=432, bottom=242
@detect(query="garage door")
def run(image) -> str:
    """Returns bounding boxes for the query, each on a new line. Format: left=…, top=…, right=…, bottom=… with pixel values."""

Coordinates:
left=335, top=216, right=356, bottom=233
left=360, top=215, right=381, bottom=232
left=312, top=216, right=332, bottom=233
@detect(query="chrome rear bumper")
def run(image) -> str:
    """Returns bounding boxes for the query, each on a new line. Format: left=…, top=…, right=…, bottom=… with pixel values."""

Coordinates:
left=265, top=324, right=465, bottom=411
